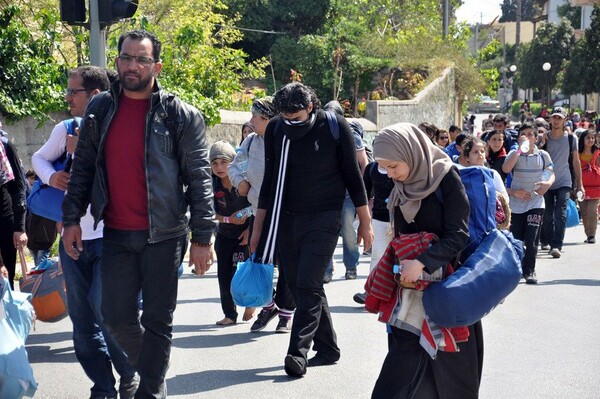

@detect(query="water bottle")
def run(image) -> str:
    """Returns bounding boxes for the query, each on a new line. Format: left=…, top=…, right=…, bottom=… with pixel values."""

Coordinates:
left=235, top=206, right=253, bottom=219
left=540, top=164, right=553, bottom=182
left=519, top=140, right=530, bottom=153
left=577, top=190, right=584, bottom=202
left=235, top=148, right=248, bottom=177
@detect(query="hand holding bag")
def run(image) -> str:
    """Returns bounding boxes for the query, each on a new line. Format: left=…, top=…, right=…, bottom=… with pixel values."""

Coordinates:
left=18, top=248, right=68, bottom=323
left=231, top=131, right=291, bottom=307
left=565, top=198, right=579, bottom=228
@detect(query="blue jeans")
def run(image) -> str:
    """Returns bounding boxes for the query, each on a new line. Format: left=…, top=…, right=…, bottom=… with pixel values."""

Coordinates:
left=341, top=197, right=360, bottom=270
left=541, top=187, right=571, bottom=250
left=102, top=229, right=184, bottom=399
left=29, top=249, right=50, bottom=267
left=59, top=239, right=136, bottom=398
left=326, top=197, right=359, bottom=274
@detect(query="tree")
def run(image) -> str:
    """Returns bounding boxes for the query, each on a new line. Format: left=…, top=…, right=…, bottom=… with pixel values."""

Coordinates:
left=0, top=5, right=67, bottom=122
left=557, top=3, right=582, bottom=29
left=499, top=0, right=538, bottom=22
left=516, top=19, right=575, bottom=105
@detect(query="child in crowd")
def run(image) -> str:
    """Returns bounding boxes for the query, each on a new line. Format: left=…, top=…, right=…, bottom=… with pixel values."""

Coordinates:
left=210, top=141, right=252, bottom=326
left=460, top=137, right=509, bottom=201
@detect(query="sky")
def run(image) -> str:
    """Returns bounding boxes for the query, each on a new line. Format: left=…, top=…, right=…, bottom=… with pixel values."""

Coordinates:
left=456, top=0, right=503, bottom=25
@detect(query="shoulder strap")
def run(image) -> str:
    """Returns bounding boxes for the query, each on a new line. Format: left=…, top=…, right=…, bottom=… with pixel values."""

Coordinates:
left=247, top=134, right=255, bottom=152
left=325, top=111, right=340, bottom=142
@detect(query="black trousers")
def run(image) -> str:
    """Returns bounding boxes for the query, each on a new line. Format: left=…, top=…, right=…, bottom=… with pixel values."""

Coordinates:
left=372, top=322, right=484, bottom=399
left=102, top=228, right=185, bottom=399
left=0, top=215, right=16, bottom=289
left=510, top=209, right=544, bottom=276
left=215, top=233, right=248, bottom=320
left=277, top=210, right=342, bottom=364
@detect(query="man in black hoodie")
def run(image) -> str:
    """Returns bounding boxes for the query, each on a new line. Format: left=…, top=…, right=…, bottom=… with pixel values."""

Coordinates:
left=250, top=83, right=373, bottom=377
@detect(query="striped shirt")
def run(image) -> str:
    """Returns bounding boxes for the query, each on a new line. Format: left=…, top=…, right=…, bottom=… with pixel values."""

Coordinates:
left=506, top=147, right=553, bottom=214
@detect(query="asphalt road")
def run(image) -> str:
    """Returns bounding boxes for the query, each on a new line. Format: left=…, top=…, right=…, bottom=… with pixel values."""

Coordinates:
left=25, top=223, right=600, bottom=398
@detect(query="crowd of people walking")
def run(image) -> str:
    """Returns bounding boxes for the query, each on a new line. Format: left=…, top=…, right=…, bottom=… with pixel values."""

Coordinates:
left=2, top=28, right=599, bottom=399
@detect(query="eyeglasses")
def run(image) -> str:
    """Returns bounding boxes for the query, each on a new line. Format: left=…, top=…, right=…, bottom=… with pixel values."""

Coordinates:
left=65, top=88, right=89, bottom=96
left=440, top=136, right=449, bottom=140
left=117, top=54, right=155, bottom=66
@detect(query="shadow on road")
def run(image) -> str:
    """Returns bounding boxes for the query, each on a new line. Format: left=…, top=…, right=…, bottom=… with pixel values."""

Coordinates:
left=329, top=305, right=367, bottom=314
left=27, top=344, right=77, bottom=364
left=166, top=366, right=287, bottom=395
left=537, top=279, right=600, bottom=286
left=172, top=330, right=266, bottom=349
left=176, top=297, right=221, bottom=305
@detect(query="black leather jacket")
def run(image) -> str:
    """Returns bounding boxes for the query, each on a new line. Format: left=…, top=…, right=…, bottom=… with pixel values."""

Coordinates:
left=62, top=80, right=216, bottom=244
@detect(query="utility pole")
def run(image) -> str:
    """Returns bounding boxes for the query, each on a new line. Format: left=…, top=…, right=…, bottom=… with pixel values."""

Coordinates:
left=442, top=0, right=449, bottom=39
left=513, top=0, right=522, bottom=102
left=89, top=0, right=106, bottom=67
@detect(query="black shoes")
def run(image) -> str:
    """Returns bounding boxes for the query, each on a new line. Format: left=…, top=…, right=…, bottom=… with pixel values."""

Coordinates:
left=307, top=353, right=339, bottom=367
left=251, top=308, right=278, bottom=332
left=585, top=236, right=596, bottom=244
left=524, top=272, right=538, bottom=285
left=345, top=269, right=357, bottom=280
left=284, top=355, right=306, bottom=377
left=353, top=292, right=366, bottom=304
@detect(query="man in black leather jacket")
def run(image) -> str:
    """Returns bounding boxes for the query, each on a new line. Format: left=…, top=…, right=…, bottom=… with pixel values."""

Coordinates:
left=61, top=30, right=215, bottom=399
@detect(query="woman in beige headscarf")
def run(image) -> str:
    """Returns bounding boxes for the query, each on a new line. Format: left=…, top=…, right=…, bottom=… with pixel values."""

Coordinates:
left=371, top=123, right=483, bottom=399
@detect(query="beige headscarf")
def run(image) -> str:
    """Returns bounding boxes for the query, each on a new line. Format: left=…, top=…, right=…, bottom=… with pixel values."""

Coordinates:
left=372, top=123, right=453, bottom=223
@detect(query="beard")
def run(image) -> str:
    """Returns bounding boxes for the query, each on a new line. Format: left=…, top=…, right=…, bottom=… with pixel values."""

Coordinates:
left=119, top=70, right=154, bottom=92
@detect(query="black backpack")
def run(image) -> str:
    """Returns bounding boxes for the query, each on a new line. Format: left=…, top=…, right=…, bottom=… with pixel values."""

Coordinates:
left=26, top=212, right=57, bottom=251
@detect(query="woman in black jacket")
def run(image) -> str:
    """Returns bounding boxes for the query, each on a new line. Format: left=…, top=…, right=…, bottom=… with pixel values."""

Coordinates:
left=371, top=123, right=483, bottom=399
left=0, top=138, right=28, bottom=289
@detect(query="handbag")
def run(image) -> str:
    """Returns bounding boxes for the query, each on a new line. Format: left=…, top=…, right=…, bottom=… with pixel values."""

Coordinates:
left=18, top=248, right=68, bottom=323
left=565, top=198, right=579, bottom=228
left=231, top=131, right=291, bottom=308
left=423, top=229, right=524, bottom=327
left=26, top=156, right=68, bottom=222
left=1, top=277, right=38, bottom=398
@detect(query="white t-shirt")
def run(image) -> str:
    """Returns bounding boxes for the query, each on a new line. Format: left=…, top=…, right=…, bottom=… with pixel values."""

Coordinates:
left=31, top=121, right=103, bottom=241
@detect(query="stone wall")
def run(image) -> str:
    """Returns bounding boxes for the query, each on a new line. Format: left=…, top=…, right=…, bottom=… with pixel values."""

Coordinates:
left=2, top=66, right=457, bottom=169
left=364, top=67, right=458, bottom=132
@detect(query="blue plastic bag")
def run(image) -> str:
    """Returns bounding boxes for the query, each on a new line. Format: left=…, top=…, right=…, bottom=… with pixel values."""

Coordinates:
left=423, top=229, right=524, bottom=327
left=230, top=256, right=274, bottom=308
left=566, top=198, right=580, bottom=228
left=1, top=278, right=38, bottom=398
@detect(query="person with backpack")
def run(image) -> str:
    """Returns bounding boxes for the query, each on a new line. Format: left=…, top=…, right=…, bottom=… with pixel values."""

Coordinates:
left=503, top=123, right=555, bottom=284
left=370, top=123, right=482, bottom=399
left=539, top=107, right=583, bottom=258
left=61, top=31, right=216, bottom=398
left=32, top=65, right=140, bottom=399
left=322, top=101, right=369, bottom=282
left=229, top=96, right=296, bottom=333
left=250, top=82, right=373, bottom=377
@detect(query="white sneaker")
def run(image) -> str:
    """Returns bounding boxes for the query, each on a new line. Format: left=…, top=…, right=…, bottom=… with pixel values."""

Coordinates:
left=549, top=248, right=561, bottom=258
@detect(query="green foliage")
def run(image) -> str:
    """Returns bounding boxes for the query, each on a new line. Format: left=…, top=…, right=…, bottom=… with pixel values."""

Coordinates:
left=499, top=0, right=540, bottom=22
left=511, top=101, right=543, bottom=117
left=0, top=5, right=67, bottom=123
left=557, top=3, right=582, bottom=29
left=516, top=19, right=575, bottom=93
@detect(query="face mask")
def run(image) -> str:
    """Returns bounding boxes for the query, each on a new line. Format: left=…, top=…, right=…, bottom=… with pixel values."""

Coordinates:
left=282, top=113, right=316, bottom=140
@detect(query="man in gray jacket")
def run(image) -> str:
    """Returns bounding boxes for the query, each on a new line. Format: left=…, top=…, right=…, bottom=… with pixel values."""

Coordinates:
left=61, top=30, right=215, bottom=399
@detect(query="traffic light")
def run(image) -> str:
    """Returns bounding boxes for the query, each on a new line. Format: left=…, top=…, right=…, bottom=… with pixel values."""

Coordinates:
left=99, top=0, right=139, bottom=25
left=60, top=0, right=86, bottom=25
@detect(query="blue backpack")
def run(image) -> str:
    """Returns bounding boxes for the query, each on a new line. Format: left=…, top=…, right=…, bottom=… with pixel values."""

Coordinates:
left=436, top=165, right=497, bottom=257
